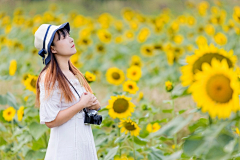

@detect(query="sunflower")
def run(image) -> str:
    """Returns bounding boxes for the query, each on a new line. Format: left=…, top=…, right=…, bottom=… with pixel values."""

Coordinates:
left=180, top=44, right=237, bottom=87
left=77, top=37, right=92, bottom=46
left=189, top=58, right=240, bottom=119
left=9, top=59, right=17, bottom=76
left=195, top=35, right=208, bottom=46
left=17, top=106, right=24, bottom=121
left=173, top=34, right=184, bottom=44
left=137, top=27, right=150, bottom=43
left=22, top=73, right=30, bottom=84
left=115, top=36, right=123, bottom=44
left=123, top=80, right=139, bottom=94
left=70, top=53, right=82, bottom=68
left=106, top=95, right=135, bottom=119
left=97, top=29, right=112, bottom=43
left=146, top=122, right=161, bottom=133
left=127, top=66, right=142, bottom=81
left=141, top=45, right=155, bottom=57
left=3, top=106, right=16, bottom=122
left=114, top=154, right=134, bottom=160
left=124, top=30, right=134, bottom=40
left=85, top=71, right=96, bottom=83
left=214, top=32, right=227, bottom=46
left=130, top=55, right=143, bottom=67
left=205, top=24, right=215, bottom=36
left=233, top=6, right=240, bottom=23
left=165, top=80, right=174, bottom=92
left=137, top=91, right=144, bottom=102
left=118, top=118, right=141, bottom=136
left=106, top=67, right=125, bottom=85
left=153, top=44, right=163, bottom=51
left=24, top=74, right=38, bottom=94
left=96, top=43, right=106, bottom=53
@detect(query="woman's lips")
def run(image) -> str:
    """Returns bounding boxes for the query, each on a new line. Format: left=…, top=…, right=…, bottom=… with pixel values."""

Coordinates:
left=71, top=44, right=75, bottom=48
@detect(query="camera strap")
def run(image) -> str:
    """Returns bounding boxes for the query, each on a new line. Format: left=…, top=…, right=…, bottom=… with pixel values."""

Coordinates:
left=62, top=73, right=88, bottom=114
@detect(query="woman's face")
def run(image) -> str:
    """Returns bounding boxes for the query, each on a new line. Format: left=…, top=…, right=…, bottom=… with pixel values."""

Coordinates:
left=50, top=29, right=76, bottom=56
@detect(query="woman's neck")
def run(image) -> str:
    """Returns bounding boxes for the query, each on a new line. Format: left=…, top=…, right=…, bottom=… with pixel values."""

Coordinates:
left=56, top=57, right=70, bottom=73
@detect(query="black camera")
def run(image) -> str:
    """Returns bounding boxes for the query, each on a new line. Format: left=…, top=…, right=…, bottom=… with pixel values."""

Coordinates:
left=83, top=108, right=102, bottom=125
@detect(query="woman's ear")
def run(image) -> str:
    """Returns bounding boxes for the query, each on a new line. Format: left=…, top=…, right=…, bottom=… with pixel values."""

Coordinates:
left=51, top=46, right=57, bottom=54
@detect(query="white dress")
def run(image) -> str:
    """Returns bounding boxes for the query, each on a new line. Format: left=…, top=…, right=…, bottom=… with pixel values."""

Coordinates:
left=39, top=74, right=98, bottom=160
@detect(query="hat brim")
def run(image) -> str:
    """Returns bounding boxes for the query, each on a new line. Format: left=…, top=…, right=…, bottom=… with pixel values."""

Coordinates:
left=45, top=22, right=70, bottom=65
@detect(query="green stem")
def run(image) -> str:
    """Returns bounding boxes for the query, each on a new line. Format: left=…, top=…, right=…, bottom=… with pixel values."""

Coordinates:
left=119, top=145, right=133, bottom=150
left=132, top=136, right=136, bottom=160
left=118, top=121, right=122, bottom=157
left=209, top=115, right=213, bottom=125
left=171, top=96, right=177, bottom=149
left=11, top=120, right=14, bottom=134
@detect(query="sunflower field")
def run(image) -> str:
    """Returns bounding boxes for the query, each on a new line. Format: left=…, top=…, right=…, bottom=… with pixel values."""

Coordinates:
left=2, top=0, right=240, bottom=159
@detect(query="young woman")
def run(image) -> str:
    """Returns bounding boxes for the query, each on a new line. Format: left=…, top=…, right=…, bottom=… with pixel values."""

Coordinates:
left=34, top=22, right=100, bottom=160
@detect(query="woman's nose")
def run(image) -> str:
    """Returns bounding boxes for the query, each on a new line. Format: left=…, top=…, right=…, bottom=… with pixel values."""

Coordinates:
left=69, top=37, right=74, bottom=42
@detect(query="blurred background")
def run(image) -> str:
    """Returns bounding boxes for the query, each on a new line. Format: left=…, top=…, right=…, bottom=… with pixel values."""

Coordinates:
left=1, top=0, right=240, bottom=159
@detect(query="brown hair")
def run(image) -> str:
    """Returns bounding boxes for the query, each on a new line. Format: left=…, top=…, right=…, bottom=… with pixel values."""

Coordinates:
left=35, top=29, right=93, bottom=108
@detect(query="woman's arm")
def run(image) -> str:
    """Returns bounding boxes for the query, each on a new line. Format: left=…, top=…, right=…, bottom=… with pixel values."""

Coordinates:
left=45, top=101, right=85, bottom=128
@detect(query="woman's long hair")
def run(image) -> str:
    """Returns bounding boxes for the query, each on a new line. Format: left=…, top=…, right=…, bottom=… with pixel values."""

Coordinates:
left=35, top=29, right=93, bottom=108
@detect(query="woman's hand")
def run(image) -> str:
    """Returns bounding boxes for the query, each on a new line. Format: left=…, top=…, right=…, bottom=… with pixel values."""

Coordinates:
left=87, top=94, right=101, bottom=110
left=79, top=92, right=98, bottom=108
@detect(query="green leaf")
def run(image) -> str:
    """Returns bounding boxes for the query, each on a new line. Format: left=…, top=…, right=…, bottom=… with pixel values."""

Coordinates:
left=159, top=136, right=173, bottom=141
left=134, top=136, right=149, bottom=146
left=164, top=151, right=183, bottom=160
left=104, top=146, right=119, bottom=160
left=162, top=109, right=173, bottom=113
left=12, top=132, right=32, bottom=153
left=147, top=147, right=164, bottom=160
left=114, top=135, right=126, bottom=144
left=149, top=115, right=193, bottom=138
left=95, top=136, right=108, bottom=147
left=32, top=136, right=47, bottom=151
left=178, top=109, right=186, bottom=115
left=171, top=84, right=189, bottom=99
left=0, top=92, right=18, bottom=109
left=0, top=122, right=7, bottom=132
left=183, top=134, right=205, bottom=157
left=28, top=122, right=49, bottom=141
left=157, top=118, right=168, bottom=123
left=162, top=100, right=173, bottom=105
left=183, top=121, right=232, bottom=158
left=25, top=150, right=45, bottom=160
left=188, top=118, right=208, bottom=133
left=0, top=137, right=7, bottom=146
left=204, top=145, right=226, bottom=159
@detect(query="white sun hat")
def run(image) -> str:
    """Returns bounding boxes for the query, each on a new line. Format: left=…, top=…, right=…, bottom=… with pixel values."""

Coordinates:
left=34, top=22, right=70, bottom=65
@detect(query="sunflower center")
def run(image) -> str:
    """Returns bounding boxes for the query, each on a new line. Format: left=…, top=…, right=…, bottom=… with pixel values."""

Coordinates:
left=112, top=72, right=120, bottom=80
left=124, top=122, right=136, bottom=131
left=83, top=39, right=88, bottom=44
left=30, top=78, right=36, bottom=88
left=8, top=111, right=11, bottom=115
left=113, top=98, right=129, bottom=113
left=132, top=71, right=136, bottom=75
left=104, top=34, right=110, bottom=39
left=192, top=53, right=233, bottom=74
left=134, top=62, right=139, bottom=66
left=146, top=48, right=151, bottom=53
left=98, top=46, right=103, bottom=51
left=128, top=85, right=133, bottom=89
left=206, top=74, right=233, bottom=103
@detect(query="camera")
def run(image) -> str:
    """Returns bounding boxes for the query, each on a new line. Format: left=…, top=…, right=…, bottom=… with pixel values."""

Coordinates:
left=83, top=108, right=102, bottom=125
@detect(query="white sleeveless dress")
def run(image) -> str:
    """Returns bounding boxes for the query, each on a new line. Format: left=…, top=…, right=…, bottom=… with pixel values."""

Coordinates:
left=39, top=73, right=98, bottom=160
